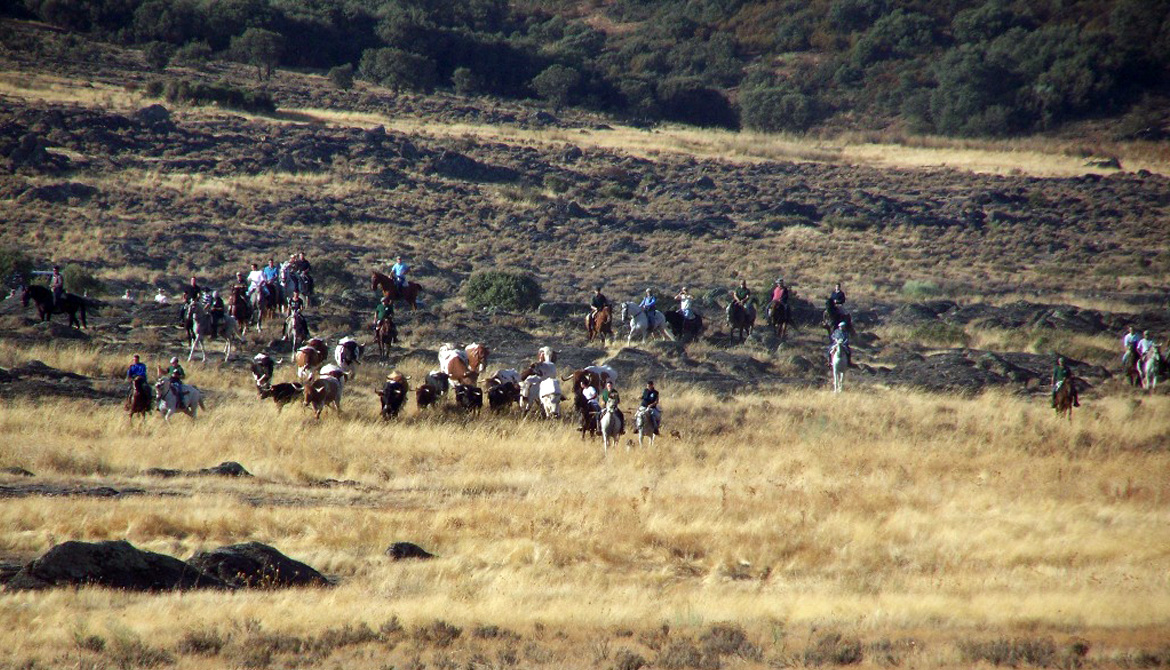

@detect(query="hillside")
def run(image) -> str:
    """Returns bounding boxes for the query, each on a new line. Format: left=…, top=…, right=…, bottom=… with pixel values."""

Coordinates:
left=5, top=0, right=1170, bottom=137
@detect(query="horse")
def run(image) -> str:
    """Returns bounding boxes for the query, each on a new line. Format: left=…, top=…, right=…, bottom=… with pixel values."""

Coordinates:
left=599, top=403, right=623, bottom=454
left=726, top=301, right=755, bottom=343
left=371, top=270, right=421, bottom=310
left=228, top=286, right=252, bottom=335
left=374, top=316, right=398, bottom=360
left=1052, top=379, right=1076, bottom=421
left=576, top=394, right=600, bottom=440
left=635, top=406, right=660, bottom=447
left=283, top=310, right=309, bottom=352
left=585, top=305, right=614, bottom=344
left=125, top=377, right=153, bottom=423
left=1142, top=345, right=1162, bottom=393
left=154, top=377, right=204, bottom=421
left=829, top=342, right=846, bottom=393
left=1123, top=345, right=1143, bottom=387
left=439, top=342, right=489, bottom=385
left=663, top=310, right=703, bottom=342
left=250, top=284, right=280, bottom=331
left=822, top=300, right=854, bottom=337
left=187, top=302, right=240, bottom=362
left=767, top=300, right=792, bottom=340
left=619, top=302, right=673, bottom=345
left=21, top=284, right=92, bottom=328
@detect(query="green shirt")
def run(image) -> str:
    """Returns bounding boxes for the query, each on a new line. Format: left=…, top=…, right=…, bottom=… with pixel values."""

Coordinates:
left=601, top=389, right=620, bottom=406
left=167, top=364, right=185, bottom=380
left=734, top=287, right=751, bottom=301
left=1053, top=365, right=1070, bottom=383
left=375, top=303, right=393, bottom=321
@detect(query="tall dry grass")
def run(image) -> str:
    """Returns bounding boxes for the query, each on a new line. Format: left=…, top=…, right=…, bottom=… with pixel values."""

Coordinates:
left=0, top=342, right=1167, bottom=667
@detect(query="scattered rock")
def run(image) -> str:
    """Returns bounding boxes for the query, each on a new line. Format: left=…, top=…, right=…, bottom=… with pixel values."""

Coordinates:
left=198, top=461, right=252, bottom=477
left=16, top=182, right=98, bottom=204
left=5, top=540, right=227, bottom=591
left=1085, top=157, right=1121, bottom=170
left=425, top=150, right=519, bottom=183
left=187, top=542, right=328, bottom=588
left=133, top=104, right=171, bottom=127
left=386, top=542, right=436, bottom=561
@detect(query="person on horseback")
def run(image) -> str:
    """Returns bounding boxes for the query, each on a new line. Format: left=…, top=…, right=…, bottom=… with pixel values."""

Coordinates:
left=49, top=265, right=65, bottom=309
left=247, top=263, right=265, bottom=297
left=1052, top=356, right=1079, bottom=407
left=182, top=276, right=203, bottom=305
left=772, top=279, right=789, bottom=306
left=601, top=380, right=624, bottom=434
left=166, top=356, right=187, bottom=409
left=640, top=288, right=658, bottom=322
left=263, top=258, right=280, bottom=284
left=590, top=287, right=610, bottom=317
left=374, top=295, right=394, bottom=330
left=126, top=354, right=147, bottom=402
left=1122, top=326, right=1140, bottom=364
left=830, top=282, right=846, bottom=307
left=675, top=286, right=695, bottom=320
left=639, top=380, right=661, bottom=436
left=287, top=290, right=305, bottom=315
left=391, top=255, right=409, bottom=291
left=830, top=321, right=855, bottom=368
left=581, top=379, right=600, bottom=415
left=209, top=290, right=225, bottom=338
left=1137, top=330, right=1155, bottom=359
left=732, top=280, right=752, bottom=307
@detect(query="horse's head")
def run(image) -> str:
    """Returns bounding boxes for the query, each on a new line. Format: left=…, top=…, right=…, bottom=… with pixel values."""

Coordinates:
left=620, top=302, right=629, bottom=322
left=19, top=286, right=30, bottom=307
left=370, top=272, right=379, bottom=291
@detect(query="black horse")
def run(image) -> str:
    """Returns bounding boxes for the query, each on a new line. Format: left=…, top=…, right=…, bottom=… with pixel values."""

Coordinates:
left=726, top=301, right=755, bottom=343
left=822, top=299, right=854, bottom=337
left=767, top=300, right=792, bottom=340
left=21, top=284, right=93, bottom=328
left=663, top=310, right=704, bottom=342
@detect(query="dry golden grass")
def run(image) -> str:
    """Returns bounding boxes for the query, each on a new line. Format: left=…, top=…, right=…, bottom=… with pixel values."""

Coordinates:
left=1, top=343, right=1168, bottom=668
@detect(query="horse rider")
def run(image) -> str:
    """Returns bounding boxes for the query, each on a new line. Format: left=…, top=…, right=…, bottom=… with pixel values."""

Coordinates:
left=263, top=258, right=281, bottom=300
left=182, top=276, right=203, bottom=305
left=1122, top=325, right=1140, bottom=364
left=126, top=354, right=147, bottom=401
left=287, top=290, right=305, bottom=315
left=830, top=321, right=855, bottom=368
left=391, top=255, right=409, bottom=291
left=771, top=278, right=789, bottom=306
left=1137, top=330, right=1156, bottom=360
left=675, top=286, right=695, bottom=320
left=639, top=288, right=657, bottom=321
left=1051, top=356, right=1079, bottom=407
left=830, top=282, right=846, bottom=307
left=49, top=265, right=65, bottom=309
left=166, top=356, right=187, bottom=409
left=639, top=380, right=661, bottom=436
left=601, top=380, right=624, bottom=434
left=374, top=294, right=394, bottom=331
left=731, top=279, right=752, bottom=307
left=589, top=286, right=610, bottom=317
left=208, top=290, right=225, bottom=338
left=247, top=263, right=265, bottom=298
left=581, top=379, right=600, bottom=416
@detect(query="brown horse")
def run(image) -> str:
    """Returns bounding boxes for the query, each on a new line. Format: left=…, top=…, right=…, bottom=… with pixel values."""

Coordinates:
left=1053, top=380, right=1076, bottom=421
left=585, top=306, right=613, bottom=344
left=768, top=300, right=791, bottom=340
left=371, top=270, right=421, bottom=310
left=228, top=286, right=252, bottom=335
left=439, top=342, right=489, bottom=385
left=125, top=377, right=152, bottom=423
left=375, top=316, right=398, bottom=360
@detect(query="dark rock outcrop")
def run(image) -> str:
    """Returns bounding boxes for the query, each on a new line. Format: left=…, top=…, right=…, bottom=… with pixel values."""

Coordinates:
left=386, top=542, right=436, bottom=561
left=5, top=540, right=226, bottom=591
left=187, top=542, right=328, bottom=588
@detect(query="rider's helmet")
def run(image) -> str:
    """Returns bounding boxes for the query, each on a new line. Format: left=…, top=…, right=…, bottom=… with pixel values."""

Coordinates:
left=645, top=288, right=652, bottom=294
left=212, top=291, right=219, bottom=298
left=170, top=357, right=179, bottom=364
left=838, top=322, right=846, bottom=328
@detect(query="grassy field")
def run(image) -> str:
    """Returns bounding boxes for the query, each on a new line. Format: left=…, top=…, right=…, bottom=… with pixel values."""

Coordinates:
left=1, top=343, right=1168, bottom=668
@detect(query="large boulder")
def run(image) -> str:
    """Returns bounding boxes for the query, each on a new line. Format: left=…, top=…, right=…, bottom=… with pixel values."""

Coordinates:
left=5, top=540, right=226, bottom=591
left=187, top=542, right=328, bottom=588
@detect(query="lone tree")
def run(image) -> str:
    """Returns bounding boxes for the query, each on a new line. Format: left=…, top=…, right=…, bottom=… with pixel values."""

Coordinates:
left=231, top=28, right=283, bottom=80
left=531, top=64, right=579, bottom=109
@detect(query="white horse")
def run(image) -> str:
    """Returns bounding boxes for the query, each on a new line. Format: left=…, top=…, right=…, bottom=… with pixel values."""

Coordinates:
left=829, top=343, right=846, bottom=393
left=599, top=403, right=623, bottom=454
left=635, top=406, right=660, bottom=447
left=1142, top=345, right=1162, bottom=393
left=619, top=302, right=673, bottom=345
left=188, top=302, right=240, bottom=362
left=154, top=377, right=204, bottom=421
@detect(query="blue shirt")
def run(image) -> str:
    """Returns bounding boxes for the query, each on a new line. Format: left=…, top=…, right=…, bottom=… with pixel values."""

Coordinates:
left=127, top=363, right=147, bottom=379
left=640, top=296, right=656, bottom=310
left=392, top=262, right=409, bottom=278
left=263, top=265, right=280, bottom=281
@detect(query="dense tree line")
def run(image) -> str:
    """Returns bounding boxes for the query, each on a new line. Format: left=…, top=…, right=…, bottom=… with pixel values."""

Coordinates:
left=10, top=0, right=1170, bottom=136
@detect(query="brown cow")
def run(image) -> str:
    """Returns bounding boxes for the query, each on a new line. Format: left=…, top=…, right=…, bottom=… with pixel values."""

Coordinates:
left=295, top=337, right=329, bottom=380
left=304, top=375, right=342, bottom=419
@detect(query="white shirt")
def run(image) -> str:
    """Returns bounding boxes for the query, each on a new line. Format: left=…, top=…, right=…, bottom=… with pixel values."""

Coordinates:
left=154, top=290, right=168, bottom=304
left=1123, top=332, right=1139, bottom=349
left=247, top=270, right=265, bottom=291
left=582, top=386, right=598, bottom=402
left=1137, top=338, right=1154, bottom=356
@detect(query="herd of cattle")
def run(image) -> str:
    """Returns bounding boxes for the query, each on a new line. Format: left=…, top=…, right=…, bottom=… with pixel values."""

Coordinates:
left=249, top=338, right=619, bottom=426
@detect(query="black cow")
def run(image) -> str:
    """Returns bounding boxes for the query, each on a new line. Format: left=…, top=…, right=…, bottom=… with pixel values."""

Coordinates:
left=376, top=380, right=408, bottom=420
left=454, top=384, right=483, bottom=412
left=258, top=381, right=302, bottom=412
left=487, top=382, right=519, bottom=412
left=251, top=353, right=276, bottom=387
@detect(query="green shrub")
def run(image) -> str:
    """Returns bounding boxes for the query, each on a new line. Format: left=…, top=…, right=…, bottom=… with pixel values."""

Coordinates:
left=958, top=637, right=1056, bottom=667
left=359, top=47, right=436, bottom=92
left=803, top=631, right=863, bottom=666
left=901, top=279, right=943, bottom=299
left=452, top=67, right=477, bottom=95
left=162, top=79, right=275, bottom=114
left=143, top=41, right=173, bottom=71
left=327, top=63, right=354, bottom=90
left=531, top=64, right=580, bottom=108
left=171, top=41, right=212, bottom=68
left=464, top=271, right=543, bottom=311
left=63, top=263, right=105, bottom=296
left=740, top=86, right=818, bottom=132
left=0, top=248, right=34, bottom=286
left=312, top=258, right=353, bottom=294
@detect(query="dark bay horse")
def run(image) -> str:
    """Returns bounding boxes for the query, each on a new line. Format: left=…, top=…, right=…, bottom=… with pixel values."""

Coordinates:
left=767, top=300, right=791, bottom=340
left=1053, top=380, right=1076, bottom=421
left=371, top=270, right=421, bottom=310
left=125, top=377, right=153, bottom=423
left=21, top=285, right=92, bottom=328
left=663, top=310, right=703, bottom=342
left=228, top=286, right=252, bottom=335
left=726, top=301, right=755, bottom=343
left=585, top=305, right=613, bottom=344
left=822, top=300, right=854, bottom=337
left=375, top=316, right=398, bottom=360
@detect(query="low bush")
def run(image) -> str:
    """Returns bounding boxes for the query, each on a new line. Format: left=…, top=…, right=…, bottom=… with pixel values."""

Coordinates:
left=327, top=63, right=354, bottom=91
left=63, top=263, right=105, bottom=296
left=161, top=79, right=275, bottom=114
left=803, top=631, right=863, bottom=666
left=0, top=248, right=34, bottom=287
left=464, top=271, right=543, bottom=311
left=958, top=637, right=1056, bottom=667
